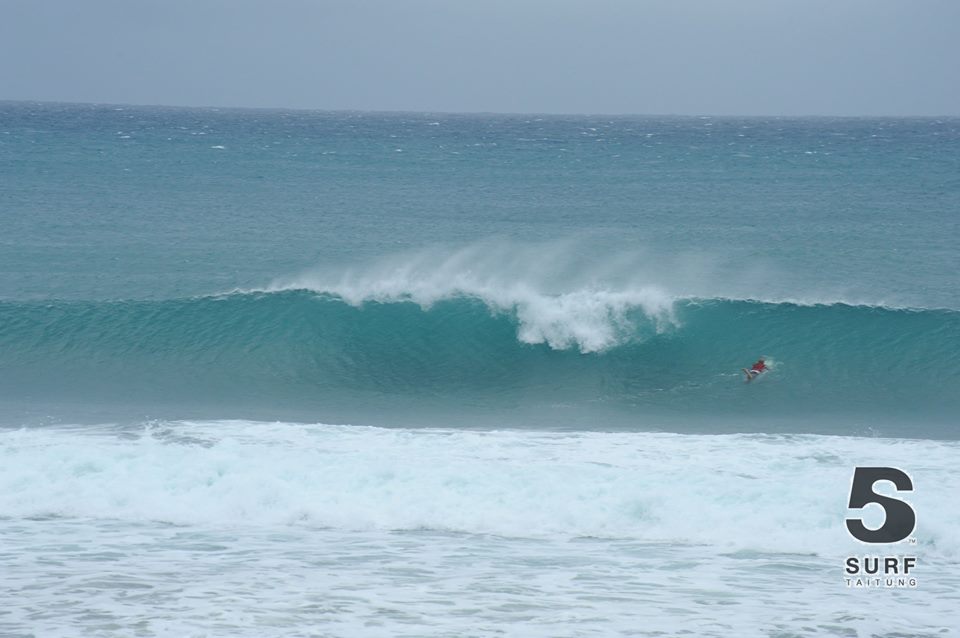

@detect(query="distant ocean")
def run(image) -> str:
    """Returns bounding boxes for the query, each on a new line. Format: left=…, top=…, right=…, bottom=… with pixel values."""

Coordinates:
left=1, top=102, right=958, bottom=636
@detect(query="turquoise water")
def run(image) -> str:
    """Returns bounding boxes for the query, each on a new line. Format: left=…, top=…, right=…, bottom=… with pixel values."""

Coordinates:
left=1, top=102, right=959, bottom=637
left=2, top=293, right=958, bottom=433
left=2, top=102, right=958, bottom=434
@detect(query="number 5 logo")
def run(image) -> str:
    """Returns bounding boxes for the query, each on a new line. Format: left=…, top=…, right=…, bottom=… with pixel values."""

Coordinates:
left=846, top=467, right=916, bottom=543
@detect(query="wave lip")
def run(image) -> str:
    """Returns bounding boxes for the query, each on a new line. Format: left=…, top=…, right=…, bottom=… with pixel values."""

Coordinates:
left=268, top=261, right=678, bottom=353
left=273, top=284, right=678, bottom=353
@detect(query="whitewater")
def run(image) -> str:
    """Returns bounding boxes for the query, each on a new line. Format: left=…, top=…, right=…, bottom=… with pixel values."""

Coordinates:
left=3, top=421, right=959, bottom=637
left=1, top=103, right=958, bottom=637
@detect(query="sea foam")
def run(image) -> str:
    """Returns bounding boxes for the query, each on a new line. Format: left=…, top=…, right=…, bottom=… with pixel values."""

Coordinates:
left=2, top=421, right=958, bottom=559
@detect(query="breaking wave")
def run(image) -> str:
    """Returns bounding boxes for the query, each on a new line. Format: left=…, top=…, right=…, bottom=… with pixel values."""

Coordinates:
left=1, top=282, right=957, bottom=435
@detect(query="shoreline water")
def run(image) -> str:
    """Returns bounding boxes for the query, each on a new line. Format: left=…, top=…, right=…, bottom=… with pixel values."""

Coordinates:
left=2, top=420, right=958, bottom=636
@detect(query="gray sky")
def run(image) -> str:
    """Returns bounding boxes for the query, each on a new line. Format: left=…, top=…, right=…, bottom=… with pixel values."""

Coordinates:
left=2, top=0, right=958, bottom=115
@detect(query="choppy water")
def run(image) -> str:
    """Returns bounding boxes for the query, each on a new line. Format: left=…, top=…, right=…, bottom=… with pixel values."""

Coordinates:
left=1, top=102, right=958, bottom=636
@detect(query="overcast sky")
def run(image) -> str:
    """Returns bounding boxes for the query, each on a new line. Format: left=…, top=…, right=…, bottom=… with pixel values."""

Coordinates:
left=2, top=0, right=958, bottom=116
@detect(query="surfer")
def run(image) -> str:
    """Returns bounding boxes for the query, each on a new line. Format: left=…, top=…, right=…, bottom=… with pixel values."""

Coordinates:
left=742, top=357, right=766, bottom=381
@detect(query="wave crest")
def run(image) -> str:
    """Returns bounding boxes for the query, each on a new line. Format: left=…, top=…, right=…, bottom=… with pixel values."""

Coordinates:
left=268, top=244, right=685, bottom=352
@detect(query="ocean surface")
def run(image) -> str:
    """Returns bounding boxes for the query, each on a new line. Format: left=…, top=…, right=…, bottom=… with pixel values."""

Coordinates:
left=1, top=102, right=958, bottom=636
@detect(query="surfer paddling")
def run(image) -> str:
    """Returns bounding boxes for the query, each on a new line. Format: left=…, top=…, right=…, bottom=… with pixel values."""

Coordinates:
left=742, top=357, right=767, bottom=381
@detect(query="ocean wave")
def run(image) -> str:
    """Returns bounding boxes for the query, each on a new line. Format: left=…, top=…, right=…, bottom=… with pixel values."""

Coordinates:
left=1, top=288, right=957, bottom=433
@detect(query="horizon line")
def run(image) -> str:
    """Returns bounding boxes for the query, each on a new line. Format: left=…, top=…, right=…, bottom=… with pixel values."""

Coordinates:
left=2, top=98, right=958, bottom=120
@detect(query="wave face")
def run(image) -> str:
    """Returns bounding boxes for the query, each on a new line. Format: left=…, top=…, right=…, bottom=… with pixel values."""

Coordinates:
left=2, top=286, right=957, bottom=436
